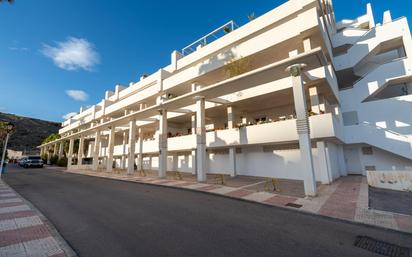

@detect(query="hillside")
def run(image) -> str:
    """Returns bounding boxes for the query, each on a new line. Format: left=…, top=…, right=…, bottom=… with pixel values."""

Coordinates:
left=0, top=112, right=61, bottom=153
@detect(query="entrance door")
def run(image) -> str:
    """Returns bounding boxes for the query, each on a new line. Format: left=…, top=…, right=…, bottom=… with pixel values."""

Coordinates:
left=344, top=147, right=363, bottom=174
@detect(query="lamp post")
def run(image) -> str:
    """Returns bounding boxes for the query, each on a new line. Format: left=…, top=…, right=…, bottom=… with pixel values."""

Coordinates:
left=0, top=122, right=15, bottom=177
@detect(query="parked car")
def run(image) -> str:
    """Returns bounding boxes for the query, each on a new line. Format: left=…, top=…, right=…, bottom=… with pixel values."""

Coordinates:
left=19, top=156, right=43, bottom=168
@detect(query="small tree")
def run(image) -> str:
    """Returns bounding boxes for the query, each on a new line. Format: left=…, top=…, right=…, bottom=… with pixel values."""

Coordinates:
left=42, top=133, right=60, bottom=144
left=224, top=56, right=251, bottom=78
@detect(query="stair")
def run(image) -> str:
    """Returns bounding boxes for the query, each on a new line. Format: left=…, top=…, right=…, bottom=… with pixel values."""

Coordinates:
left=345, top=122, right=412, bottom=160
left=334, top=18, right=408, bottom=71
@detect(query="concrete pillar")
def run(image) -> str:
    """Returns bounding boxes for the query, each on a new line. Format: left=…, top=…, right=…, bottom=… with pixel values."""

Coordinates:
left=191, top=114, right=196, bottom=135
left=195, top=96, right=207, bottom=182
left=53, top=143, right=58, bottom=156
left=106, top=126, right=115, bottom=172
left=92, top=130, right=101, bottom=171
left=137, top=127, right=143, bottom=171
left=172, top=154, right=178, bottom=171
left=229, top=147, right=236, bottom=177
left=121, top=131, right=128, bottom=169
left=40, top=147, right=44, bottom=156
left=78, top=134, right=84, bottom=165
left=337, top=145, right=348, bottom=176
left=47, top=146, right=51, bottom=164
left=287, top=64, right=317, bottom=196
left=191, top=150, right=196, bottom=175
left=309, top=87, right=320, bottom=114
left=127, top=120, right=136, bottom=174
left=68, top=138, right=74, bottom=168
left=158, top=109, right=168, bottom=178
left=58, top=142, right=64, bottom=159
left=317, top=141, right=332, bottom=184
left=227, top=106, right=234, bottom=129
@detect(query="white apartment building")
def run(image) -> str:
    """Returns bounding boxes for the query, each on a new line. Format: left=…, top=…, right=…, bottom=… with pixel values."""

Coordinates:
left=39, top=0, right=412, bottom=196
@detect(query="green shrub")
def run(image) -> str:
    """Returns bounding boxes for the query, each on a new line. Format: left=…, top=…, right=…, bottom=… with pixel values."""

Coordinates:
left=50, top=155, right=59, bottom=165
left=57, top=157, right=68, bottom=167
left=41, top=153, right=48, bottom=163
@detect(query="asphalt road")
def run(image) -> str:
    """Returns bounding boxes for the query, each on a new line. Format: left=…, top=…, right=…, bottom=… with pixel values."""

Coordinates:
left=3, top=165, right=412, bottom=257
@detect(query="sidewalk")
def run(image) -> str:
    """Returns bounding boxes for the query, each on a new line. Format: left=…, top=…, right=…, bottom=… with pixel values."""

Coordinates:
left=62, top=167, right=412, bottom=234
left=0, top=179, right=76, bottom=257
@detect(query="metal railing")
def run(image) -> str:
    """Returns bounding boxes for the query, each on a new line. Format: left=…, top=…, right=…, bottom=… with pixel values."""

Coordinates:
left=181, top=20, right=237, bottom=56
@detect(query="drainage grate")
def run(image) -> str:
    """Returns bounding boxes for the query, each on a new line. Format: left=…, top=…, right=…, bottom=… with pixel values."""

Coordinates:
left=354, top=236, right=411, bottom=257
left=285, top=203, right=302, bottom=208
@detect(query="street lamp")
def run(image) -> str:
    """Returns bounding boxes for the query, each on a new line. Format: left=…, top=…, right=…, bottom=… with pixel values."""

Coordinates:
left=0, top=122, right=15, bottom=176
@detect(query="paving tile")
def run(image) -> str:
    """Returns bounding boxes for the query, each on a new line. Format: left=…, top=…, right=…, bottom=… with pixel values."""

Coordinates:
left=0, top=205, right=31, bottom=215
left=354, top=208, right=398, bottom=229
left=197, top=185, right=222, bottom=192
left=0, top=224, right=51, bottom=247
left=0, top=193, right=17, bottom=198
left=23, top=237, right=64, bottom=257
left=0, top=216, right=43, bottom=233
left=182, top=183, right=209, bottom=189
left=394, top=214, right=412, bottom=233
left=0, top=211, right=37, bottom=221
left=174, top=182, right=197, bottom=187
left=264, top=195, right=297, bottom=206
left=225, top=189, right=254, bottom=198
left=0, top=198, right=23, bottom=204
left=0, top=202, right=26, bottom=208
left=0, top=242, right=26, bottom=257
left=242, top=192, right=275, bottom=202
left=208, top=186, right=238, bottom=195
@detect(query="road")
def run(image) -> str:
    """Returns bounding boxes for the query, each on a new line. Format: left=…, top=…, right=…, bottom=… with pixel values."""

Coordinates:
left=3, top=165, right=412, bottom=257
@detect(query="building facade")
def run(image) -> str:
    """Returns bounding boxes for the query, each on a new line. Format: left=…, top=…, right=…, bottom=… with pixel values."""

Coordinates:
left=39, top=0, right=412, bottom=196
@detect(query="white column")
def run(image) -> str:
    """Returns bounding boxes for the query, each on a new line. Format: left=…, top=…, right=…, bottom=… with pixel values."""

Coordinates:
left=68, top=138, right=74, bottom=168
left=158, top=110, right=168, bottom=178
left=92, top=130, right=101, bottom=171
left=78, top=134, right=84, bottom=165
left=53, top=143, right=58, bottom=156
left=58, top=142, right=64, bottom=159
left=137, top=127, right=143, bottom=171
left=309, top=87, right=320, bottom=114
left=288, top=64, right=317, bottom=196
left=227, top=106, right=234, bottom=129
left=191, top=114, right=196, bottom=135
left=40, top=147, right=44, bottom=156
left=47, top=147, right=51, bottom=164
left=127, top=120, right=136, bottom=174
left=106, top=126, right=115, bottom=172
left=317, top=141, right=332, bottom=184
left=229, top=147, right=236, bottom=177
left=191, top=150, right=196, bottom=175
left=121, top=131, right=128, bottom=169
left=195, top=96, right=207, bottom=182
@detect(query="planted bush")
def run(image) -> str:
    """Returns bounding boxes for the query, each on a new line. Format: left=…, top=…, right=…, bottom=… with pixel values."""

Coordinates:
left=57, top=157, right=68, bottom=167
left=50, top=155, right=59, bottom=165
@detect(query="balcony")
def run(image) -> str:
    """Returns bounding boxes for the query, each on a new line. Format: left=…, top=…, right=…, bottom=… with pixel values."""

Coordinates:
left=110, top=113, right=342, bottom=156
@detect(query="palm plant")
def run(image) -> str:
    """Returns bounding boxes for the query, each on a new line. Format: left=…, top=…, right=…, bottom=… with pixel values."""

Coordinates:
left=0, top=122, right=15, bottom=175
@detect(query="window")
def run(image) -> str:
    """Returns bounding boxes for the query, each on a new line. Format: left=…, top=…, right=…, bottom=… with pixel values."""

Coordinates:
left=362, top=146, right=373, bottom=155
left=342, top=111, right=359, bottom=126
left=365, top=165, right=376, bottom=171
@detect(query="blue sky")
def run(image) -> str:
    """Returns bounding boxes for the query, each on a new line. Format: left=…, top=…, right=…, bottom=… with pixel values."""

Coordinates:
left=0, top=0, right=410, bottom=122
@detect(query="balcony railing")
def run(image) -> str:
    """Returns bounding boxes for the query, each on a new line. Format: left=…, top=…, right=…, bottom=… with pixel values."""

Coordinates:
left=181, top=20, right=237, bottom=56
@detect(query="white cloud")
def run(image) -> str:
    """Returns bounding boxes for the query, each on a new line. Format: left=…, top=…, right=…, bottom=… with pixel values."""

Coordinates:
left=66, top=90, right=88, bottom=101
left=62, top=112, right=77, bottom=120
left=41, top=37, right=100, bottom=71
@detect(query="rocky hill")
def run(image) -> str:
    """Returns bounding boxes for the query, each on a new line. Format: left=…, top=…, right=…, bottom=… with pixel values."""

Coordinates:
left=0, top=112, right=60, bottom=153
